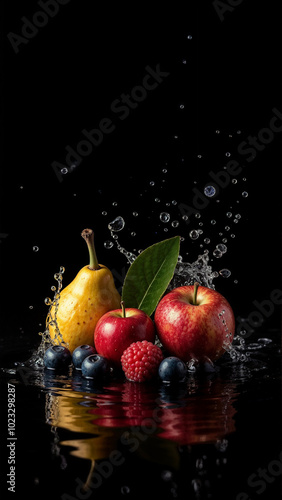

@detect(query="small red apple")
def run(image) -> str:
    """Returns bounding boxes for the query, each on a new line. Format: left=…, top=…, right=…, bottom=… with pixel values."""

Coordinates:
left=94, top=302, right=156, bottom=364
left=154, top=283, right=235, bottom=363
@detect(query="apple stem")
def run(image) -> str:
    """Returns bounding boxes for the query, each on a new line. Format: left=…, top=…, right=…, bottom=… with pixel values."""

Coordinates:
left=121, top=301, right=126, bottom=318
left=81, top=228, right=100, bottom=270
left=193, top=282, right=199, bottom=305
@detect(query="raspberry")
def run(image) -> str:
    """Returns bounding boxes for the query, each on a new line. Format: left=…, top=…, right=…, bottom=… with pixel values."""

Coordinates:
left=121, top=340, right=163, bottom=382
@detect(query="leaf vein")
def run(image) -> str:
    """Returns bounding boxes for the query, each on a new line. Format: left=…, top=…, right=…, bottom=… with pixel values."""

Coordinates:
left=137, top=257, right=169, bottom=310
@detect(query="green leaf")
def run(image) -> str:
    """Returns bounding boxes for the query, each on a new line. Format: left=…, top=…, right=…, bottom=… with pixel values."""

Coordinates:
left=121, top=236, right=180, bottom=316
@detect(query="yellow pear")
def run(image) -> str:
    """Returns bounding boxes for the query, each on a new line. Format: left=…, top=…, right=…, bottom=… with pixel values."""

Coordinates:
left=48, top=228, right=121, bottom=353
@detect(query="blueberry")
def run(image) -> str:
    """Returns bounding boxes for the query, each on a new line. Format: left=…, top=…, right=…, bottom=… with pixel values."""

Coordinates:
left=43, top=345, right=72, bottom=371
left=81, top=354, right=111, bottom=380
left=158, top=356, right=187, bottom=384
left=72, top=344, right=96, bottom=370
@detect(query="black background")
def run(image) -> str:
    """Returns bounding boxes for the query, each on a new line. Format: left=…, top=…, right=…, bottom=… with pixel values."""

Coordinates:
left=1, top=0, right=281, bottom=343
left=0, top=4, right=281, bottom=500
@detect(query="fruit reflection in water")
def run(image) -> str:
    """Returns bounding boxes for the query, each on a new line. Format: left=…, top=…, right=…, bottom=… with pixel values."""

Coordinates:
left=45, top=377, right=237, bottom=465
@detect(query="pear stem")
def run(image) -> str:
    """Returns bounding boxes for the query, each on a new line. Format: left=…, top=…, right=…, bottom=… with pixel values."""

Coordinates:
left=193, top=282, right=199, bottom=305
left=81, top=229, right=100, bottom=270
left=121, top=301, right=126, bottom=318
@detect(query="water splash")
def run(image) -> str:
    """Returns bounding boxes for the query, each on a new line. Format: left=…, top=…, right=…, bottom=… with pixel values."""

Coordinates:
left=108, top=216, right=125, bottom=232
left=24, top=267, right=66, bottom=369
left=169, top=250, right=218, bottom=289
left=107, top=216, right=137, bottom=264
left=219, top=310, right=248, bottom=362
left=106, top=221, right=262, bottom=364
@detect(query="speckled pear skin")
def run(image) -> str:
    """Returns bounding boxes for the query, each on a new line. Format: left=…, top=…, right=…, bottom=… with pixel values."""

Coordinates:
left=48, top=229, right=121, bottom=353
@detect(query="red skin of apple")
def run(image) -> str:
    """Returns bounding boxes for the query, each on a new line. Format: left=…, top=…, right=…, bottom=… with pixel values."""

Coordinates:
left=154, top=285, right=235, bottom=363
left=94, top=308, right=156, bottom=365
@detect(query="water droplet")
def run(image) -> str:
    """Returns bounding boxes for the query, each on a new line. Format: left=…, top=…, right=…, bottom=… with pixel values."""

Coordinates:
left=215, top=130, right=221, bottom=134
left=235, top=213, right=241, bottom=219
left=33, top=246, right=39, bottom=252
left=182, top=215, right=189, bottom=221
left=225, top=226, right=230, bottom=231
left=149, top=181, right=155, bottom=186
left=230, top=233, right=235, bottom=238
left=232, top=179, right=237, bottom=184
left=61, top=167, right=68, bottom=175
left=215, top=439, right=228, bottom=453
left=258, top=338, right=272, bottom=345
left=29, top=305, right=33, bottom=310
left=121, top=485, right=130, bottom=495
left=204, top=238, right=210, bottom=244
left=104, top=240, right=114, bottom=249
left=225, top=152, right=231, bottom=157
left=161, top=470, right=173, bottom=482
left=132, top=211, right=138, bottom=216
left=171, top=220, right=179, bottom=228
left=242, top=191, right=248, bottom=197
left=182, top=59, right=187, bottom=64
left=102, top=211, right=107, bottom=216
left=160, top=212, right=170, bottom=223
left=211, top=220, right=216, bottom=225
left=204, top=185, right=216, bottom=197
left=219, top=268, right=231, bottom=278
left=179, top=104, right=185, bottom=109
left=216, top=243, right=227, bottom=253
left=45, top=297, right=52, bottom=306
left=237, top=130, right=242, bottom=134
left=108, top=216, right=125, bottom=232
left=196, top=458, right=204, bottom=470
left=213, top=249, right=222, bottom=258
left=189, top=230, right=199, bottom=240
left=187, top=34, right=192, bottom=39
left=162, top=168, right=168, bottom=173
left=155, top=198, right=160, bottom=203
left=131, top=232, right=136, bottom=237
left=226, top=212, right=232, bottom=218
left=187, top=359, right=197, bottom=371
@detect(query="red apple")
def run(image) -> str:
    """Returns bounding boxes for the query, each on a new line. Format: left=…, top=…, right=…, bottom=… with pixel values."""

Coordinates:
left=94, top=302, right=156, bottom=364
left=154, top=283, right=235, bottom=363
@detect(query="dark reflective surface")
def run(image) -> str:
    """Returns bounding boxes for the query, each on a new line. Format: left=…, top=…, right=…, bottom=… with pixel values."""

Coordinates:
left=1, top=331, right=280, bottom=500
